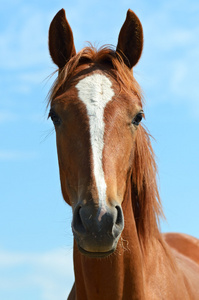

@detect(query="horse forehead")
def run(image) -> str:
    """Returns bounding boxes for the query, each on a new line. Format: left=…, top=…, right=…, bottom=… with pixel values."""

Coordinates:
left=75, top=73, right=115, bottom=111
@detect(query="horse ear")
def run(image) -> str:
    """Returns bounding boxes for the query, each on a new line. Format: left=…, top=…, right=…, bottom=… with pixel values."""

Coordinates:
left=116, top=9, right=143, bottom=69
left=48, top=9, right=76, bottom=69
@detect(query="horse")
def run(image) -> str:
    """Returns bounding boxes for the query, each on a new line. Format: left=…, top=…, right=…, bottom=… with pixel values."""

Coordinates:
left=48, top=8, right=199, bottom=300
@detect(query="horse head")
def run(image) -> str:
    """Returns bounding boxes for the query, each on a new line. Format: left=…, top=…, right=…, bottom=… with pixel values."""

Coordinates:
left=48, top=9, right=145, bottom=257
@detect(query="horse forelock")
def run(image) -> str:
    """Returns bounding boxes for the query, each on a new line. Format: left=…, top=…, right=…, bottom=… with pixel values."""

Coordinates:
left=48, top=45, right=143, bottom=107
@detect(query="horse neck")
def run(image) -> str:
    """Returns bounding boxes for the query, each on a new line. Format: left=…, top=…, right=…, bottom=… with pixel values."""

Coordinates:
left=72, top=176, right=191, bottom=300
left=73, top=178, right=146, bottom=300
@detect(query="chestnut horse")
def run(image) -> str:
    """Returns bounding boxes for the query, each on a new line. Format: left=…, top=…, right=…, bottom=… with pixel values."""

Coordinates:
left=48, top=9, right=199, bottom=300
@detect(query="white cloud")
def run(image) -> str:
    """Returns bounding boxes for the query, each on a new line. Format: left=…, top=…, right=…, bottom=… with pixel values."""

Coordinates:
left=0, top=6, right=51, bottom=69
left=0, top=111, right=18, bottom=123
left=0, top=109, right=46, bottom=124
left=0, top=150, right=38, bottom=161
left=13, top=68, right=56, bottom=96
left=18, top=70, right=54, bottom=85
left=0, top=248, right=74, bottom=300
left=137, top=2, right=199, bottom=117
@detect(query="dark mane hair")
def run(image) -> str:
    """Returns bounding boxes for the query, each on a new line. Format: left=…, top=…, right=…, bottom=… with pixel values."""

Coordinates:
left=48, top=45, right=164, bottom=246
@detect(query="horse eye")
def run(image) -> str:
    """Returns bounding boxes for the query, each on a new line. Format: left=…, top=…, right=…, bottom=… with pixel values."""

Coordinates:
left=132, top=112, right=143, bottom=126
left=48, top=109, right=61, bottom=126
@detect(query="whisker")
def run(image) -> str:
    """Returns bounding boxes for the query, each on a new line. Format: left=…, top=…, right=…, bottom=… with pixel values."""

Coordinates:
left=40, top=128, right=55, bottom=144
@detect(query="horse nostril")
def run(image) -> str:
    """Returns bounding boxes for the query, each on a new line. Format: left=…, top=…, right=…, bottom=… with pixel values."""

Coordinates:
left=111, top=205, right=124, bottom=239
left=73, top=205, right=86, bottom=234
left=115, top=205, right=124, bottom=227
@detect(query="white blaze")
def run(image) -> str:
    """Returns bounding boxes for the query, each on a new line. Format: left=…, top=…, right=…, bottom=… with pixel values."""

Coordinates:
left=76, top=73, right=114, bottom=220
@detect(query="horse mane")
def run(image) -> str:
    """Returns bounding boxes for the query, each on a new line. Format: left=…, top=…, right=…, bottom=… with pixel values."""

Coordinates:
left=132, top=126, right=164, bottom=248
left=48, top=45, right=164, bottom=246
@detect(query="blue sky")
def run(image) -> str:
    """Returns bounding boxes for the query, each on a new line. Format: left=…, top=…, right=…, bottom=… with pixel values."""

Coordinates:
left=0, top=0, right=199, bottom=299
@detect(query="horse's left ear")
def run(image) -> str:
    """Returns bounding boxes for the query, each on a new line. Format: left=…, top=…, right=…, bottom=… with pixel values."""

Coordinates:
left=116, top=9, right=143, bottom=69
left=48, top=9, right=76, bottom=69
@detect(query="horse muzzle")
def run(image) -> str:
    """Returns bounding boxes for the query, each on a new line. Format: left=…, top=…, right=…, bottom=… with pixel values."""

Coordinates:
left=72, top=202, right=124, bottom=258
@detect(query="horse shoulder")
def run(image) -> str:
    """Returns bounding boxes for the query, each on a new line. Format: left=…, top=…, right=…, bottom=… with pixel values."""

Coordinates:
left=163, top=232, right=199, bottom=299
left=163, top=232, right=199, bottom=265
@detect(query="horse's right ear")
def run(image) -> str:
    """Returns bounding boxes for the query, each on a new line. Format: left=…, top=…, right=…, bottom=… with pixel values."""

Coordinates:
left=48, top=9, right=76, bottom=69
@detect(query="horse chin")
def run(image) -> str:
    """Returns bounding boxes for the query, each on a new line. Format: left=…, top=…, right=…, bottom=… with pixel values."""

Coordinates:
left=77, top=245, right=116, bottom=258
